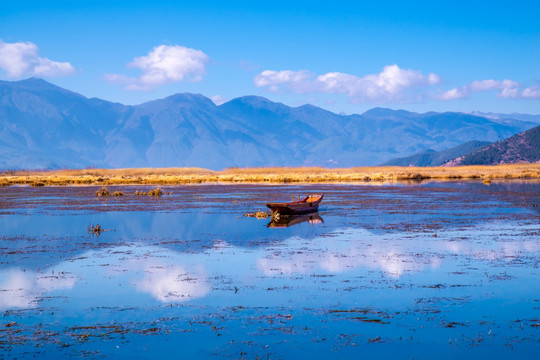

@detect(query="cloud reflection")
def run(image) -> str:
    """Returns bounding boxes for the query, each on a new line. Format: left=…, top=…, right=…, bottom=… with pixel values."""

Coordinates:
left=0, top=268, right=75, bottom=309
left=134, top=263, right=209, bottom=303
left=256, top=226, right=538, bottom=278
left=257, top=229, right=442, bottom=278
left=1, top=223, right=537, bottom=310
left=0, top=246, right=210, bottom=310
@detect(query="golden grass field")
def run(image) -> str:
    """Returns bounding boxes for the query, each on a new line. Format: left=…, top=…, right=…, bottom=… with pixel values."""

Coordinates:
left=0, top=164, right=539, bottom=186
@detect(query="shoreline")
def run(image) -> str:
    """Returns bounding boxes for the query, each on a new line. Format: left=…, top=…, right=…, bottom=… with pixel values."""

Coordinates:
left=1, top=164, right=539, bottom=186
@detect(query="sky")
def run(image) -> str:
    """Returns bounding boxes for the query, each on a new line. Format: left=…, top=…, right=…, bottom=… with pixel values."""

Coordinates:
left=0, top=0, right=539, bottom=115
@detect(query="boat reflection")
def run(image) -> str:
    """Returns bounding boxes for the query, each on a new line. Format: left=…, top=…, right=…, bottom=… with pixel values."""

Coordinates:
left=267, top=213, right=324, bottom=228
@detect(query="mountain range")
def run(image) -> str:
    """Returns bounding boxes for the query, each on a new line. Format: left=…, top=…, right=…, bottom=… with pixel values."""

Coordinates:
left=1, top=78, right=539, bottom=170
left=445, top=125, right=540, bottom=166
left=382, top=140, right=493, bottom=166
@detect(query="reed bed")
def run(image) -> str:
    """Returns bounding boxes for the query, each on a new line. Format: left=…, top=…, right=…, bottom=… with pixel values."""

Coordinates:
left=0, top=164, right=539, bottom=186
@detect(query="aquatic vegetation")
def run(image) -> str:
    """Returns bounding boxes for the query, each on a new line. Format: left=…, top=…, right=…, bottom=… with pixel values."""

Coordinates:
left=95, top=187, right=111, bottom=197
left=148, top=188, right=163, bottom=197
left=86, top=223, right=113, bottom=236
left=135, top=188, right=163, bottom=196
left=87, top=223, right=103, bottom=236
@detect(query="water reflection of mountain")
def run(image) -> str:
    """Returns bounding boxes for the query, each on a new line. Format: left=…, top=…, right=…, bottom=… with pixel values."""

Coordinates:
left=0, top=211, right=328, bottom=270
left=483, top=181, right=540, bottom=213
left=267, top=213, right=324, bottom=228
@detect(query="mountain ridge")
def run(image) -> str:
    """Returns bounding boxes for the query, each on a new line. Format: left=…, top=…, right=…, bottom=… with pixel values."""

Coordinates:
left=0, top=78, right=538, bottom=170
left=383, top=140, right=492, bottom=166
left=445, top=125, right=540, bottom=166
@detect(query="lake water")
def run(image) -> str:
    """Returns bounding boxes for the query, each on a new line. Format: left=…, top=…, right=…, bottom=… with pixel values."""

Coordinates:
left=1, top=182, right=539, bottom=359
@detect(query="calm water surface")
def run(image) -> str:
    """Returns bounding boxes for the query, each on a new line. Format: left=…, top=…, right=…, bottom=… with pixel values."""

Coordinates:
left=0, top=182, right=539, bottom=359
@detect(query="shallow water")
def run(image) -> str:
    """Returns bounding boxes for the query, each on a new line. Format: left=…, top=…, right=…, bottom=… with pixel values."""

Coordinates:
left=1, top=182, right=539, bottom=359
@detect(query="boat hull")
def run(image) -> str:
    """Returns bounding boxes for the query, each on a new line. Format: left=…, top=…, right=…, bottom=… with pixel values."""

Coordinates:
left=266, top=194, right=324, bottom=216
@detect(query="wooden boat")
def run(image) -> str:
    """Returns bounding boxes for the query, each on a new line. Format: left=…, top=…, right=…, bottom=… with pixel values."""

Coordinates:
left=267, top=213, right=324, bottom=228
left=266, top=194, right=324, bottom=217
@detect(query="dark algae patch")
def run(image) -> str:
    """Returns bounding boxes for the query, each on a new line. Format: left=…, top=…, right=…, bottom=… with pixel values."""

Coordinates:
left=0, top=182, right=539, bottom=358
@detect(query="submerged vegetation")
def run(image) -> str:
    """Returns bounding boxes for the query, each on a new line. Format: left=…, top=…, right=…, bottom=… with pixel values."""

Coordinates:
left=0, top=164, right=539, bottom=186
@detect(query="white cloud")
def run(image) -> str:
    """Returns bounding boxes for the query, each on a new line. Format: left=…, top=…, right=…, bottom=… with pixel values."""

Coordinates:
left=439, top=87, right=468, bottom=100
left=254, top=65, right=440, bottom=103
left=0, top=40, right=75, bottom=78
left=254, top=69, right=313, bottom=93
left=468, top=79, right=500, bottom=92
left=105, top=44, right=209, bottom=90
left=521, top=86, right=540, bottom=99
left=438, top=79, right=537, bottom=100
left=498, top=80, right=520, bottom=98
left=211, top=94, right=228, bottom=105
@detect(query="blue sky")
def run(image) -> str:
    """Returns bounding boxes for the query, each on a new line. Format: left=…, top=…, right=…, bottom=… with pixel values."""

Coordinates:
left=1, top=0, right=539, bottom=114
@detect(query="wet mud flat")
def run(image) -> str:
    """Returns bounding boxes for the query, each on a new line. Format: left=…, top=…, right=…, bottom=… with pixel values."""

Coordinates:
left=0, top=181, right=539, bottom=359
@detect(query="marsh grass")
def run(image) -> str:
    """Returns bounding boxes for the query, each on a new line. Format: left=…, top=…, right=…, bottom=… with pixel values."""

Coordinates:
left=0, top=164, right=539, bottom=186
left=96, top=187, right=111, bottom=197
left=135, top=188, right=163, bottom=197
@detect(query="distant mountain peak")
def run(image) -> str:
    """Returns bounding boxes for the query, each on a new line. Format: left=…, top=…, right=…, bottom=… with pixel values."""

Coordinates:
left=295, top=103, right=321, bottom=110
left=226, top=95, right=279, bottom=106
left=0, top=77, right=86, bottom=99
left=361, top=107, right=419, bottom=119
left=139, top=92, right=216, bottom=109
left=7, top=77, right=60, bottom=89
left=220, top=95, right=290, bottom=114
left=166, top=92, right=215, bottom=105
left=235, top=95, right=272, bottom=102
left=20, top=77, right=47, bottom=83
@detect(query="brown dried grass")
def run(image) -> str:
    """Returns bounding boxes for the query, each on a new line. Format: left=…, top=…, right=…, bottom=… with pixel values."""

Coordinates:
left=0, top=164, right=538, bottom=186
left=135, top=188, right=163, bottom=196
